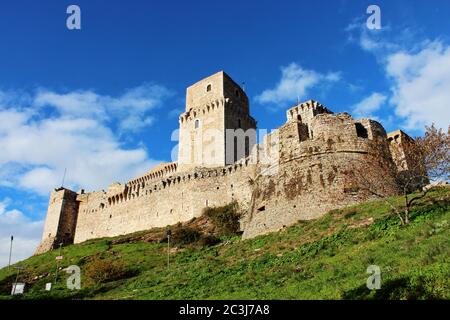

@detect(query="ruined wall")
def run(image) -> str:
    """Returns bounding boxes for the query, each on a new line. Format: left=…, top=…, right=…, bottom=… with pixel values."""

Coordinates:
left=387, top=130, right=417, bottom=172
left=387, top=130, right=428, bottom=189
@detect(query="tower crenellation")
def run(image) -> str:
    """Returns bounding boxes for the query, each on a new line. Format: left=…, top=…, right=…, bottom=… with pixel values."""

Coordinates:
left=178, top=71, right=257, bottom=171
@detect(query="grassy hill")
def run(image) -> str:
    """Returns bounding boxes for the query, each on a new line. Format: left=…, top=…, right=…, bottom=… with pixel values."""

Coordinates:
left=1, top=188, right=449, bottom=300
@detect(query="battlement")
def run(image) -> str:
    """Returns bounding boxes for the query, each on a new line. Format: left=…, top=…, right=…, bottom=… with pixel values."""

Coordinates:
left=178, top=71, right=256, bottom=171
left=185, top=71, right=249, bottom=112
left=36, top=71, right=407, bottom=253
left=129, top=162, right=178, bottom=186
left=179, top=98, right=256, bottom=128
left=286, top=100, right=333, bottom=122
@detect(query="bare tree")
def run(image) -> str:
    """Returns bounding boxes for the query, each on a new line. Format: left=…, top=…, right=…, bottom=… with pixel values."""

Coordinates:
left=345, top=124, right=449, bottom=225
left=397, top=124, right=450, bottom=223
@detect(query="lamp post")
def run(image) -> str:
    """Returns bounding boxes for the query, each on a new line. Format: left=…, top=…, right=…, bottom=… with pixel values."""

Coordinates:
left=8, top=235, right=13, bottom=269
left=166, top=229, right=172, bottom=269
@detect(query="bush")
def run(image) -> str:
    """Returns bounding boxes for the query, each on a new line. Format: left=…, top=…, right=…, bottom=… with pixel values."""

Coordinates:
left=165, top=225, right=221, bottom=248
left=170, top=226, right=202, bottom=246
left=203, top=202, right=242, bottom=236
left=84, top=257, right=132, bottom=284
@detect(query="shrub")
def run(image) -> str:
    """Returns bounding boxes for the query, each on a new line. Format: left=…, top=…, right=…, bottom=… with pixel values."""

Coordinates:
left=170, top=226, right=202, bottom=246
left=203, top=202, right=242, bottom=236
left=163, top=225, right=219, bottom=248
left=84, top=257, right=132, bottom=284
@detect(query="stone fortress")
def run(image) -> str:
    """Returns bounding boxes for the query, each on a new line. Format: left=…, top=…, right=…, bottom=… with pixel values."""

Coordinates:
left=36, top=71, right=412, bottom=254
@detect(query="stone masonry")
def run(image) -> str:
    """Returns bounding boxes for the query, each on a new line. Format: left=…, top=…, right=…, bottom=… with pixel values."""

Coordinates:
left=35, top=71, right=407, bottom=254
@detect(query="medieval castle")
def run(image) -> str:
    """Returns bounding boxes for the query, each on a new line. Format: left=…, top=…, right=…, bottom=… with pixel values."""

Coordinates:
left=36, top=71, right=412, bottom=254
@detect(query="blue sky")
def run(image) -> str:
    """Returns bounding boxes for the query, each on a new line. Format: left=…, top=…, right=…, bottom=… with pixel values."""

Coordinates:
left=1, top=0, right=449, bottom=266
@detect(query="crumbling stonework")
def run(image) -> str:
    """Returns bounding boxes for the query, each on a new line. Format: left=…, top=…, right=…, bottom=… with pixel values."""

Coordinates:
left=36, top=71, right=405, bottom=254
left=387, top=130, right=417, bottom=172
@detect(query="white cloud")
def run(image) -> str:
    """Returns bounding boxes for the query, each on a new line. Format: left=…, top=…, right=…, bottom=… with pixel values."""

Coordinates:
left=0, top=198, right=44, bottom=267
left=18, top=167, right=60, bottom=195
left=255, top=63, right=340, bottom=106
left=118, top=115, right=154, bottom=133
left=346, top=21, right=450, bottom=131
left=386, top=41, right=450, bottom=130
left=352, top=92, right=387, bottom=119
left=345, top=19, right=399, bottom=56
left=0, top=85, right=167, bottom=196
left=34, top=83, right=172, bottom=133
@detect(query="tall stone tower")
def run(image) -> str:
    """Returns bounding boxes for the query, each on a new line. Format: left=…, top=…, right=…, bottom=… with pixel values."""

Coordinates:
left=178, top=71, right=257, bottom=171
left=35, top=187, right=79, bottom=254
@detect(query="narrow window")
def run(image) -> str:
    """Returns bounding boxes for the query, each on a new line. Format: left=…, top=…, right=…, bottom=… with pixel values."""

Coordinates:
left=355, top=123, right=368, bottom=139
left=206, top=84, right=212, bottom=92
left=297, top=115, right=302, bottom=122
left=195, top=119, right=200, bottom=129
left=235, top=89, right=240, bottom=97
left=234, top=136, right=238, bottom=162
left=245, top=136, right=250, bottom=157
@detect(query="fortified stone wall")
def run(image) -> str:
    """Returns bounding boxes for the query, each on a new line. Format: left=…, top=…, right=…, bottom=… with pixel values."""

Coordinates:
left=73, top=161, right=256, bottom=243
left=36, top=72, right=405, bottom=254
left=241, top=110, right=398, bottom=238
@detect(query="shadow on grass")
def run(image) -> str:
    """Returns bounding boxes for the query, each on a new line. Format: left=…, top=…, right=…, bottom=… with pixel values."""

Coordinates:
left=342, top=276, right=445, bottom=300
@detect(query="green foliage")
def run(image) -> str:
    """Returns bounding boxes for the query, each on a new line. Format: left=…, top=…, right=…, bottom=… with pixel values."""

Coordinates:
left=170, top=225, right=201, bottom=246
left=342, top=263, right=450, bottom=300
left=84, top=257, right=134, bottom=284
left=166, top=224, right=220, bottom=248
left=203, top=202, right=242, bottom=236
left=0, top=188, right=448, bottom=300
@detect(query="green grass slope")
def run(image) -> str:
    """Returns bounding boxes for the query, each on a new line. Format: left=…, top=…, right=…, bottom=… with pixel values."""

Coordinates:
left=1, top=188, right=449, bottom=300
